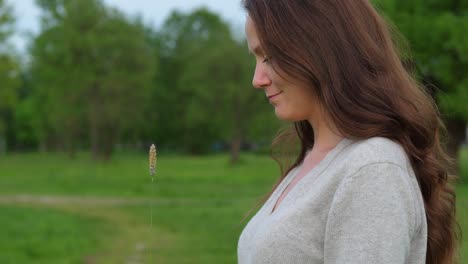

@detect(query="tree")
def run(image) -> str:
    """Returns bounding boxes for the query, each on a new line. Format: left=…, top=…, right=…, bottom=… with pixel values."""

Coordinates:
left=156, top=8, right=278, bottom=160
left=0, top=0, right=20, bottom=153
left=31, top=0, right=155, bottom=159
left=178, top=35, right=277, bottom=162
left=374, top=0, right=468, bottom=162
left=154, top=8, right=233, bottom=154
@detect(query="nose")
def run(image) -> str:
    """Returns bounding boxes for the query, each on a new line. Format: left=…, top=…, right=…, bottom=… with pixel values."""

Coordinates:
left=252, top=62, right=271, bottom=89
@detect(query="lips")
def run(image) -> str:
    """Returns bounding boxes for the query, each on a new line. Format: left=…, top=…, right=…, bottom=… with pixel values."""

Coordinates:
left=267, top=92, right=283, bottom=100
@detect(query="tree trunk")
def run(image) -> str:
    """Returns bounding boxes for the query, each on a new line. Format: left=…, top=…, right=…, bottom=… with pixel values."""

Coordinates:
left=230, top=136, right=241, bottom=164
left=445, top=117, right=466, bottom=175
left=88, top=82, right=101, bottom=160
left=230, top=106, right=243, bottom=164
left=90, top=112, right=99, bottom=161
left=102, top=124, right=116, bottom=161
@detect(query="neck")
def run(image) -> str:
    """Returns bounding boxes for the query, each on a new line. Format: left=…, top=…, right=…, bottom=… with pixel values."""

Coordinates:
left=308, top=116, right=343, bottom=154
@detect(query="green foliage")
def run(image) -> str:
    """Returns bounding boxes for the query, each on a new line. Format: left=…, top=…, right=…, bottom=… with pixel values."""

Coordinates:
left=0, top=0, right=14, bottom=43
left=0, top=205, right=111, bottom=263
left=10, top=0, right=467, bottom=159
left=154, top=8, right=278, bottom=154
left=0, top=0, right=20, bottom=140
left=4, top=2, right=281, bottom=157
left=0, top=54, right=20, bottom=133
left=155, top=9, right=232, bottom=153
left=30, top=0, right=156, bottom=158
left=13, top=95, right=42, bottom=148
left=374, top=0, right=468, bottom=121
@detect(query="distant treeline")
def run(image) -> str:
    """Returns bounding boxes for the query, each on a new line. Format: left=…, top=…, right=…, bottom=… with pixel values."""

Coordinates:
left=0, top=0, right=467, bottom=162
left=0, top=0, right=281, bottom=161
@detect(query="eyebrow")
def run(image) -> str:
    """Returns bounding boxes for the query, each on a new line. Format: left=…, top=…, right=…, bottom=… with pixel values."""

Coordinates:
left=249, top=46, right=264, bottom=56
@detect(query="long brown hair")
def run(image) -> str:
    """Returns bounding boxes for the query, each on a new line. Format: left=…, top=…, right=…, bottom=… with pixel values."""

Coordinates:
left=242, top=0, right=459, bottom=263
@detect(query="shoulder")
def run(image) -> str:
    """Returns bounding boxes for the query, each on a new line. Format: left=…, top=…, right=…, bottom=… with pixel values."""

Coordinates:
left=317, top=136, right=414, bottom=190
left=336, top=136, right=413, bottom=191
left=340, top=136, right=410, bottom=172
left=330, top=137, right=421, bottom=207
left=328, top=137, right=426, bottom=237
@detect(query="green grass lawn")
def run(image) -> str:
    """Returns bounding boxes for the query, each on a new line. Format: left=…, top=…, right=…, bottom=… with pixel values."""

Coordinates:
left=0, top=153, right=278, bottom=263
left=0, top=152, right=275, bottom=198
left=0, top=150, right=467, bottom=263
left=0, top=205, right=111, bottom=264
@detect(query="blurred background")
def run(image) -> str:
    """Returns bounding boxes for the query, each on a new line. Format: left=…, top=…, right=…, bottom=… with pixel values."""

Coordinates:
left=0, top=0, right=466, bottom=263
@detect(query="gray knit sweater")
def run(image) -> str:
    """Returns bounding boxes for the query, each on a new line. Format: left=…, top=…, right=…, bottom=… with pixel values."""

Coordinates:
left=238, top=137, right=427, bottom=264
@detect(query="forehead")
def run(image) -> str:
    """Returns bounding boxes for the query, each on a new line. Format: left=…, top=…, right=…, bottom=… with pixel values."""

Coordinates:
left=245, top=16, right=262, bottom=54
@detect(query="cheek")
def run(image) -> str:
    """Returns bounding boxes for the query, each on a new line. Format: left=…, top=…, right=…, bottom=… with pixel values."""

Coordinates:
left=287, top=89, right=317, bottom=117
left=285, top=85, right=314, bottom=103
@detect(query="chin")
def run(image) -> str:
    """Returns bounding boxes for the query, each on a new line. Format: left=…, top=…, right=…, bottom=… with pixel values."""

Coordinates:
left=274, top=108, right=300, bottom=122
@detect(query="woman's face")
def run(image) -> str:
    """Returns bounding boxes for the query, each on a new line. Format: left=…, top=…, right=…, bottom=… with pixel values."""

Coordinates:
left=245, top=16, right=319, bottom=122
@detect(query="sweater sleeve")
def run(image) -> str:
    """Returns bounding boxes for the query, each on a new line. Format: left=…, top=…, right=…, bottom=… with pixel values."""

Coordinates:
left=324, top=162, right=417, bottom=264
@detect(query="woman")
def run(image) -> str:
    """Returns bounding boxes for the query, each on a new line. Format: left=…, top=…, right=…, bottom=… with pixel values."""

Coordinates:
left=238, top=0, right=458, bottom=264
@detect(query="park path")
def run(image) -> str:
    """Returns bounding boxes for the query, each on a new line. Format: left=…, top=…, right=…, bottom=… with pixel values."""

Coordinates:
left=0, top=194, right=161, bottom=206
left=0, top=194, right=203, bottom=206
left=0, top=193, right=178, bottom=264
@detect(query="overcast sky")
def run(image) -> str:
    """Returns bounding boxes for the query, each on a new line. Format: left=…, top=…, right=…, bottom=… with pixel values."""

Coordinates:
left=9, top=0, right=247, bottom=54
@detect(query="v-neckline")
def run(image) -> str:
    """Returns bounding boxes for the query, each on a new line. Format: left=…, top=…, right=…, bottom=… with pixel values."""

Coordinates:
left=269, top=138, right=351, bottom=215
